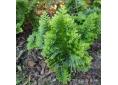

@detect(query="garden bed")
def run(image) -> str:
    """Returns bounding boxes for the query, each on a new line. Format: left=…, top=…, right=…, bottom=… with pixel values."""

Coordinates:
left=16, top=34, right=101, bottom=85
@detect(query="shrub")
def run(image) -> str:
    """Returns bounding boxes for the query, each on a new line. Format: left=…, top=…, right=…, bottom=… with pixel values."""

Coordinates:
left=41, top=8, right=94, bottom=84
left=26, top=7, right=100, bottom=84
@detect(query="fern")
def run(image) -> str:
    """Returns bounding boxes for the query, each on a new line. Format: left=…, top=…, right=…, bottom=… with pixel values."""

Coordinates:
left=16, top=0, right=38, bottom=34
left=65, top=0, right=88, bottom=14
left=16, top=0, right=28, bottom=34
left=42, top=7, right=92, bottom=84
left=55, top=65, right=71, bottom=84
left=26, top=6, right=100, bottom=84
left=27, top=31, right=40, bottom=50
left=27, top=12, right=50, bottom=50
left=37, top=12, right=50, bottom=49
left=79, top=12, right=100, bottom=43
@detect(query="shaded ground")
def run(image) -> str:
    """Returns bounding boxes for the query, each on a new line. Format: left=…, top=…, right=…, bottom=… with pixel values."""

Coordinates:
left=16, top=33, right=101, bottom=85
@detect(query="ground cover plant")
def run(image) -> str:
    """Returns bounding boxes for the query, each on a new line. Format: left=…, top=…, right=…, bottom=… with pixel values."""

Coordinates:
left=16, top=0, right=101, bottom=85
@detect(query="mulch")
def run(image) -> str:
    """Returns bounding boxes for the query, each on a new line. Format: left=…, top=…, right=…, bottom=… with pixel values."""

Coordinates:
left=16, top=32, right=101, bottom=85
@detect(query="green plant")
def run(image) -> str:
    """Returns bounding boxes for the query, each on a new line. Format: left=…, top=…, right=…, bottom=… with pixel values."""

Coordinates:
left=27, top=31, right=40, bottom=50
left=79, top=12, right=100, bottom=43
left=16, top=0, right=38, bottom=34
left=27, top=12, right=50, bottom=50
left=41, top=8, right=93, bottom=84
left=16, top=0, right=28, bottom=34
left=26, top=6, right=100, bottom=85
left=65, top=0, right=101, bottom=15
left=65, top=0, right=88, bottom=15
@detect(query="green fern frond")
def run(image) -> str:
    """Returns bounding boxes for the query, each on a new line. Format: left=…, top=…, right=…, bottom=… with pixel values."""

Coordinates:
left=38, top=12, right=50, bottom=49
left=16, top=0, right=28, bottom=34
left=27, top=12, right=50, bottom=50
left=27, top=32, right=40, bottom=50
left=79, top=12, right=100, bottom=43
